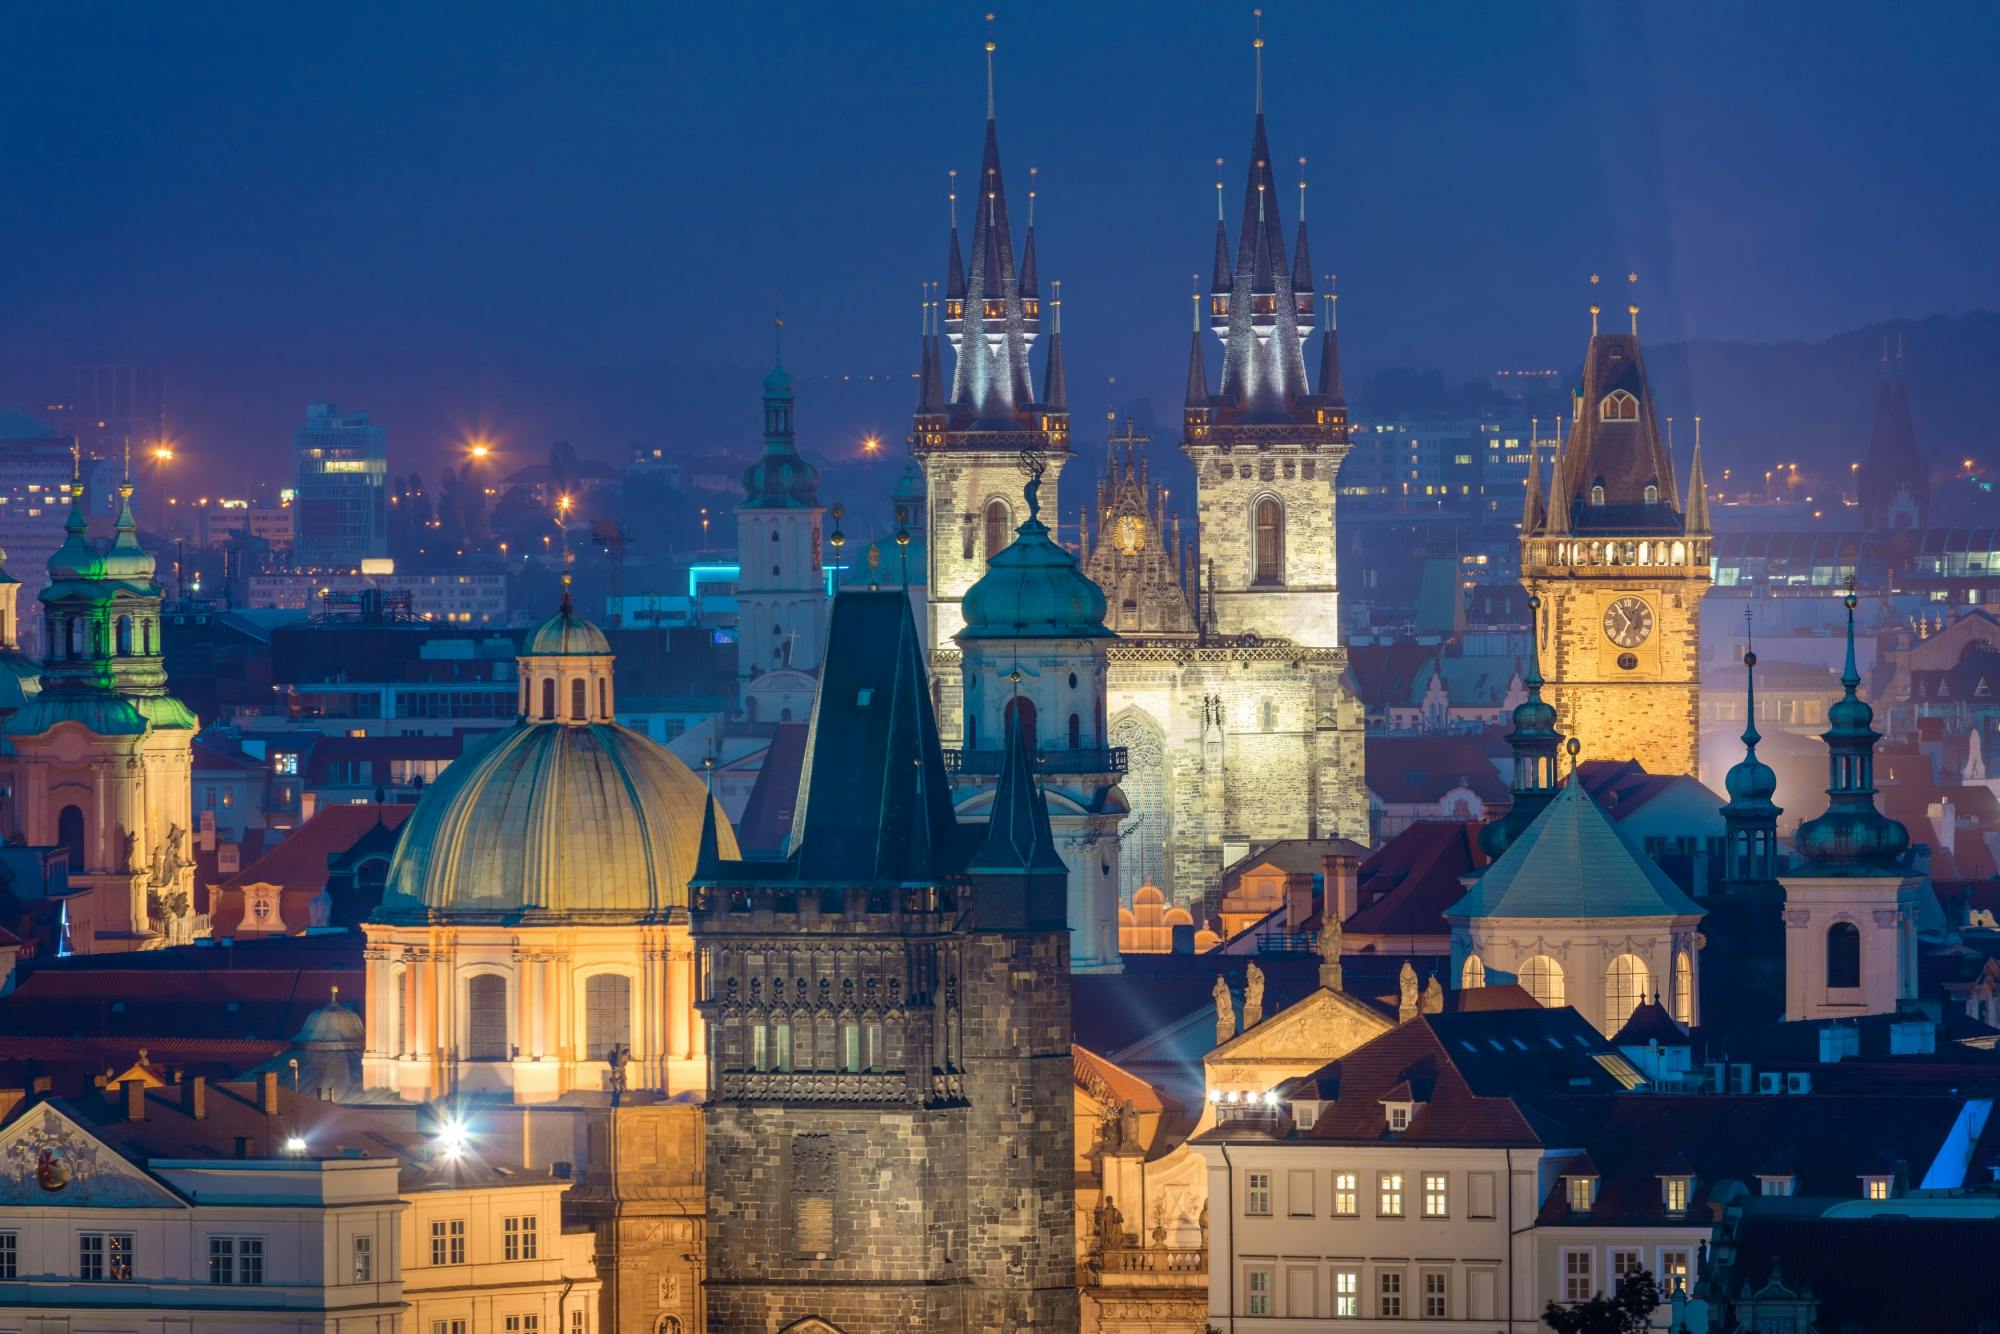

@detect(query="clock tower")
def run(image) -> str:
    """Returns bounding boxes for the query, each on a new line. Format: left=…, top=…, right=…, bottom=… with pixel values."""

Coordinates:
left=1520, top=297, right=1711, bottom=777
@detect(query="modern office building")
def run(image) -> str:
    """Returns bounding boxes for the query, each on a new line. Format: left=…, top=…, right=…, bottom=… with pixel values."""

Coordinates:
left=292, top=403, right=388, bottom=571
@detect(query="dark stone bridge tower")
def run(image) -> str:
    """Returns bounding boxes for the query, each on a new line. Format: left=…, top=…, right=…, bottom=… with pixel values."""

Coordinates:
left=692, top=590, right=1076, bottom=1332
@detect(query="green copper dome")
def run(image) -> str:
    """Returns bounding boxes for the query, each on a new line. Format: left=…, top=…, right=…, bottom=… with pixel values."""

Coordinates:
left=100, top=489, right=156, bottom=582
left=376, top=719, right=740, bottom=920
left=1723, top=654, right=1780, bottom=811
left=741, top=447, right=820, bottom=509
left=1792, top=594, right=1910, bottom=876
left=525, top=596, right=611, bottom=656
left=47, top=497, right=105, bottom=583
left=958, top=486, right=1112, bottom=642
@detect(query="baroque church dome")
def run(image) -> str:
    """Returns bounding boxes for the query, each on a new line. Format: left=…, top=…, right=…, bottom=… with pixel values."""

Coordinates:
left=959, top=485, right=1111, bottom=641
left=376, top=601, right=738, bottom=921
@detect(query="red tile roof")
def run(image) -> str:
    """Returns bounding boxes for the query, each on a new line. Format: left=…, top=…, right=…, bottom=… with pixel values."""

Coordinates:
left=1282, top=1020, right=1546, bottom=1148
left=1340, top=822, right=1488, bottom=938
left=1364, top=732, right=1511, bottom=806
left=213, top=804, right=411, bottom=895
left=1073, top=1044, right=1179, bottom=1114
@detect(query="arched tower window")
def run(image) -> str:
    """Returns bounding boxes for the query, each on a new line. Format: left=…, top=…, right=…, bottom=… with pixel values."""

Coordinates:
left=1590, top=483, right=1607, bottom=507
left=1673, top=950, right=1694, bottom=1026
left=1600, top=390, right=1638, bottom=422
left=598, top=677, right=608, bottom=720
left=1604, top=954, right=1651, bottom=1029
left=1067, top=712, right=1081, bottom=748
left=1260, top=699, right=1277, bottom=732
left=115, top=615, right=132, bottom=656
left=466, top=974, right=508, bottom=1060
left=56, top=805, right=86, bottom=870
left=585, top=974, right=632, bottom=1060
left=1827, top=921, right=1862, bottom=989
left=569, top=678, right=587, bottom=720
left=1643, top=482, right=1660, bottom=505
left=1004, top=695, right=1038, bottom=753
left=1253, top=497, right=1283, bottom=584
left=1519, top=955, right=1565, bottom=1008
left=1461, top=954, right=1487, bottom=989
left=540, top=678, right=556, bottom=721
left=984, top=500, right=1011, bottom=560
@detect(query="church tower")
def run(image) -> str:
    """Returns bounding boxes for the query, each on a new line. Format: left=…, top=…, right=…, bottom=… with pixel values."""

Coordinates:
left=1520, top=288, right=1711, bottom=776
left=3, top=470, right=198, bottom=949
left=1180, top=26, right=1348, bottom=647
left=1478, top=595, right=1564, bottom=861
left=1720, top=643, right=1783, bottom=892
left=694, top=590, right=1076, bottom=1331
left=735, top=327, right=827, bottom=718
left=913, top=32, right=1070, bottom=680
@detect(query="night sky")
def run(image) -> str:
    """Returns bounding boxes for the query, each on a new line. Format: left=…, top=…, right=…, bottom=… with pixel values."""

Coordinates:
left=4, top=1, right=1996, bottom=491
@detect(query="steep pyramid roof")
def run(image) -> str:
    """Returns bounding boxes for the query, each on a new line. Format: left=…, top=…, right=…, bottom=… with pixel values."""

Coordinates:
left=1446, top=779, right=1701, bottom=920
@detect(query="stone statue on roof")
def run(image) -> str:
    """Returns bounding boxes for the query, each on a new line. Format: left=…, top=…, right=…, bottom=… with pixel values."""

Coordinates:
left=1243, top=962, right=1266, bottom=1028
left=1212, top=975, right=1236, bottom=1043
left=1319, top=909, right=1343, bottom=991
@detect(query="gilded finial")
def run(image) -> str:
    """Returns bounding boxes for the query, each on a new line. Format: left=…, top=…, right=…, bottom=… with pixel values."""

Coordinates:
left=1252, top=8, right=1265, bottom=114
left=1566, top=735, right=1582, bottom=778
left=829, top=503, right=845, bottom=554
left=948, top=168, right=958, bottom=229
left=985, top=12, right=997, bottom=119
left=1027, top=165, right=1037, bottom=226
left=1297, top=155, right=1307, bottom=220
left=1215, top=158, right=1225, bottom=222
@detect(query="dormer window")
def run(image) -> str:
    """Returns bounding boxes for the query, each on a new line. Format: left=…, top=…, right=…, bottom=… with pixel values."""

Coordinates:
left=1590, top=484, right=1606, bottom=507
left=1644, top=483, right=1660, bottom=505
left=1600, top=389, right=1639, bottom=422
left=1861, top=1174, right=1893, bottom=1201
left=1660, top=1174, right=1692, bottom=1215
left=1567, top=1175, right=1597, bottom=1212
left=1759, top=1174, right=1795, bottom=1197
left=1387, top=1103, right=1410, bottom=1131
left=1293, top=1100, right=1322, bottom=1131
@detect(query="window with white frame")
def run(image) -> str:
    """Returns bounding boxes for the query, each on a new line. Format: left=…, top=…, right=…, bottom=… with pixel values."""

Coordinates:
left=0, top=1231, right=14, bottom=1280
left=1247, top=1266, right=1273, bottom=1315
left=504, top=1214, right=539, bottom=1261
left=1659, top=1247, right=1691, bottom=1295
left=1760, top=1174, right=1794, bottom=1197
left=1662, top=1175, right=1691, bottom=1214
left=1334, top=1268, right=1359, bottom=1317
left=504, top=1318, right=541, bottom=1333
left=352, top=1234, right=373, bottom=1282
left=1422, top=1268, right=1449, bottom=1318
left=1567, top=1175, right=1596, bottom=1212
left=1379, top=1269, right=1404, bottom=1317
left=1378, top=1171, right=1404, bottom=1217
left=430, top=1218, right=467, bottom=1266
left=1246, top=1172, right=1272, bottom=1216
left=80, top=1232, right=133, bottom=1281
left=1386, top=1102, right=1411, bottom=1131
left=1332, top=1171, right=1358, bottom=1217
left=1863, top=1174, right=1892, bottom=1200
left=208, top=1235, right=264, bottom=1285
left=1563, top=1248, right=1595, bottom=1302
left=1422, top=1172, right=1448, bottom=1217
left=1611, top=1248, right=1643, bottom=1285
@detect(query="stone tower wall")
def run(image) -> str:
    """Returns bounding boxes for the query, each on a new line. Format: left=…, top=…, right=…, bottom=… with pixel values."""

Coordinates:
left=1186, top=447, right=1345, bottom=648
left=920, top=451, right=1071, bottom=658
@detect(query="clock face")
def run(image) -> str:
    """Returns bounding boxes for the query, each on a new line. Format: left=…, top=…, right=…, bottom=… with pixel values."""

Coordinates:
left=1113, top=514, right=1147, bottom=556
left=1602, top=596, right=1654, bottom=648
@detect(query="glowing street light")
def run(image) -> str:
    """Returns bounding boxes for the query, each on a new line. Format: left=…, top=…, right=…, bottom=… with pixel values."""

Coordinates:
left=862, top=434, right=880, bottom=455
left=468, top=439, right=491, bottom=461
left=434, top=1119, right=471, bottom=1161
left=151, top=443, right=174, bottom=463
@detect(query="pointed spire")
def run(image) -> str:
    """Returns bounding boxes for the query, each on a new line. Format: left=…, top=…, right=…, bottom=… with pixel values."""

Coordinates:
left=1252, top=6, right=1265, bottom=114
left=1041, top=280, right=1067, bottom=408
left=970, top=696, right=1066, bottom=874
left=1686, top=416, right=1710, bottom=535
left=1186, top=279, right=1210, bottom=407
left=1292, top=156, right=1313, bottom=293
left=1840, top=579, right=1860, bottom=693
left=926, top=284, right=947, bottom=412
left=1210, top=159, right=1232, bottom=295
left=914, top=285, right=934, bottom=413
left=1318, top=277, right=1344, bottom=403
left=1522, top=426, right=1542, bottom=530
left=945, top=170, right=966, bottom=301
left=1545, top=414, right=1570, bottom=536
left=1018, top=166, right=1040, bottom=298
left=984, top=12, right=997, bottom=119
left=693, top=788, right=724, bottom=880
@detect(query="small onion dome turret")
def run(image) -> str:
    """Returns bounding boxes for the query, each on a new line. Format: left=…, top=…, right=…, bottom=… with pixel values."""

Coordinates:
left=525, top=595, right=612, bottom=656
left=958, top=480, right=1112, bottom=642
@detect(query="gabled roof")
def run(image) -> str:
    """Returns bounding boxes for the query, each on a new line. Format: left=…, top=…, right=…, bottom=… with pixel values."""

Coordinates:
left=1073, top=1045, right=1179, bottom=1114
left=733, top=722, right=808, bottom=856
left=1364, top=732, right=1511, bottom=807
left=1446, top=779, right=1703, bottom=921
left=1265, top=1019, right=1547, bottom=1148
left=1341, top=822, right=1489, bottom=938
left=213, top=804, right=412, bottom=896
left=1610, top=998, right=1688, bottom=1047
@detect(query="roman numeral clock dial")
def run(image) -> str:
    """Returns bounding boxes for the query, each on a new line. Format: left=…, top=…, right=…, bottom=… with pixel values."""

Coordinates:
left=1602, top=596, right=1654, bottom=649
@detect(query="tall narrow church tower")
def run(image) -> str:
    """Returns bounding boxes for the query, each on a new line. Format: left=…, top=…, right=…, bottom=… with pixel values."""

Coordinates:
left=1181, top=28, right=1348, bottom=647
left=1520, top=289, right=1710, bottom=776
left=735, top=330, right=827, bottom=716
left=912, top=32, right=1070, bottom=680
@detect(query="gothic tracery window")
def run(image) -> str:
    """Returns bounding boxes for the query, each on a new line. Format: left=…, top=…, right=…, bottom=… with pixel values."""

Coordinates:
left=1253, top=496, right=1283, bottom=584
left=1600, top=389, right=1638, bottom=422
left=984, top=500, right=1011, bottom=560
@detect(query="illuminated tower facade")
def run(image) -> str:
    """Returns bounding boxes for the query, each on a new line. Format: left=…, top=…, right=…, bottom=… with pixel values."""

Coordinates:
left=1520, top=294, right=1711, bottom=777
left=735, top=336, right=827, bottom=717
left=913, top=36, right=1070, bottom=708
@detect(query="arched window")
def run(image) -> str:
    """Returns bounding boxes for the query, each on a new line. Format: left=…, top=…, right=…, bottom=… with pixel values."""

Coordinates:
left=1260, top=699, right=1277, bottom=732
left=1519, top=955, right=1565, bottom=1009
left=143, top=619, right=154, bottom=655
left=466, top=974, right=508, bottom=1060
left=569, top=678, right=586, bottom=721
left=1067, top=712, right=1081, bottom=748
left=984, top=500, right=1011, bottom=560
left=56, top=805, right=86, bottom=869
left=1004, top=695, right=1038, bottom=752
left=66, top=617, right=82, bottom=658
left=1604, top=954, right=1651, bottom=1029
left=1600, top=390, right=1638, bottom=422
left=773, top=1020, right=793, bottom=1071
left=1673, top=950, right=1694, bottom=1026
left=1461, top=954, right=1487, bottom=989
left=540, top=678, right=556, bottom=720
left=966, top=713, right=978, bottom=749
left=1253, top=497, right=1283, bottom=584
left=598, top=677, right=608, bottom=719
left=584, top=974, right=632, bottom=1060
left=1590, top=484, right=1606, bottom=507
left=1643, top=483, right=1660, bottom=505
left=115, top=615, right=132, bottom=655
left=1826, top=921, right=1862, bottom=989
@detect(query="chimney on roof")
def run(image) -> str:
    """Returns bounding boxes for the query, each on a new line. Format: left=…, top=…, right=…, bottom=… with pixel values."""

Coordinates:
left=123, top=1078, right=146, bottom=1122
left=31, top=1076, right=50, bottom=1095
left=1322, top=848, right=1360, bottom=922
left=0, top=1088, right=24, bottom=1124
left=183, top=1075, right=206, bottom=1120
left=218, top=842, right=240, bottom=875
left=259, top=1071, right=279, bottom=1117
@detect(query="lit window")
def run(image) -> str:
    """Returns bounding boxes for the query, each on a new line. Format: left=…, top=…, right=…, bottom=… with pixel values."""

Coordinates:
left=1332, top=1171, right=1358, bottom=1217
left=1563, top=1248, right=1595, bottom=1302
left=1378, top=1172, right=1404, bottom=1217
left=1247, top=1267, right=1273, bottom=1315
left=1334, top=1269, right=1359, bottom=1317
left=1567, top=1176, right=1596, bottom=1212
left=1662, top=1176, right=1691, bottom=1214
left=1422, top=1173, right=1448, bottom=1218
left=1600, top=390, right=1638, bottom=422
left=1246, top=1172, right=1272, bottom=1217
left=352, top=1234, right=373, bottom=1282
left=80, top=1232, right=134, bottom=1282
left=1863, top=1175, right=1892, bottom=1201
left=1659, top=1248, right=1691, bottom=1295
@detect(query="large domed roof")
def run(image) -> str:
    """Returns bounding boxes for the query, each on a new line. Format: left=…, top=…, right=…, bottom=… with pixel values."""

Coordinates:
left=525, top=599, right=612, bottom=656
left=958, top=499, right=1111, bottom=642
left=376, top=721, right=739, bottom=920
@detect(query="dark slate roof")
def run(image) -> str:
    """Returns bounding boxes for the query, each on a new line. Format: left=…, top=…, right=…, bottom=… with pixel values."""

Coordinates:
left=733, top=722, right=808, bottom=857
left=1266, top=1019, right=1548, bottom=1149
left=1445, top=779, right=1703, bottom=920
left=968, top=708, right=1066, bottom=875
left=1425, top=1007, right=1633, bottom=1097
left=1610, top=998, right=1687, bottom=1047
left=1550, top=329, right=1683, bottom=528
left=1364, top=732, right=1511, bottom=807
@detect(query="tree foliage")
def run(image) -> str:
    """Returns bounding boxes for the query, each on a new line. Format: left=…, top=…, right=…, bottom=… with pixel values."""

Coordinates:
left=1543, top=1269, right=1662, bottom=1334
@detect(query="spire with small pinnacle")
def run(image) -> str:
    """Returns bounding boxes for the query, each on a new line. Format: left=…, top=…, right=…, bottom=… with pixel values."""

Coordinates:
left=1186, top=281, right=1210, bottom=408
left=1522, top=428, right=1542, bottom=530
left=1291, top=156, right=1314, bottom=294
left=1041, top=280, right=1067, bottom=408
left=969, top=694, right=1067, bottom=876
left=1210, top=159, right=1232, bottom=295
left=1018, top=166, right=1039, bottom=299
left=1318, top=278, right=1343, bottom=403
left=1686, top=416, right=1710, bottom=535
left=945, top=171, right=966, bottom=301
left=914, top=286, right=934, bottom=414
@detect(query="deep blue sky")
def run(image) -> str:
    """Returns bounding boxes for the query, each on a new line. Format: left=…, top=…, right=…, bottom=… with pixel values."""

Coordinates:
left=4, top=1, right=1996, bottom=488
